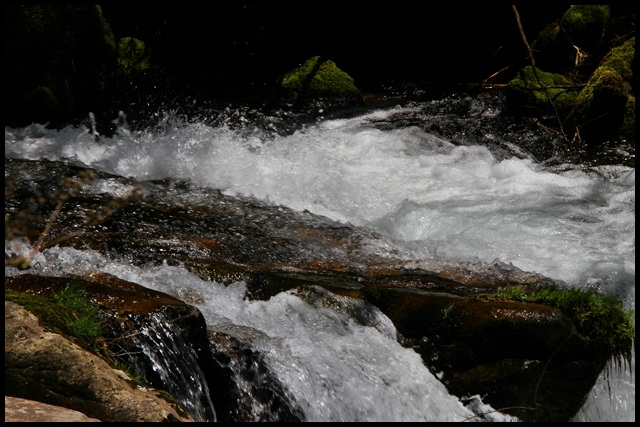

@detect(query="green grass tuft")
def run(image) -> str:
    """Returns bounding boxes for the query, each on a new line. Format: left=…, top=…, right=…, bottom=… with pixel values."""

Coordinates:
left=483, top=286, right=635, bottom=365
left=6, top=282, right=104, bottom=345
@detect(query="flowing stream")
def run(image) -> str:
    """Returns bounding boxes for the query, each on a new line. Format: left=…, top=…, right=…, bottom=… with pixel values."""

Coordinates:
left=5, top=93, right=635, bottom=421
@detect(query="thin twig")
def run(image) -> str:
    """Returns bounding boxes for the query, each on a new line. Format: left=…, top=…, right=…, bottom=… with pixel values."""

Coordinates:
left=511, top=5, right=569, bottom=143
left=30, top=199, right=65, bottom=256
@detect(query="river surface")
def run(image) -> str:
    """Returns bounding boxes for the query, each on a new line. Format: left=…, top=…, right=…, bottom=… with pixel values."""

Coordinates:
left=5, top=93, right=635, bottom=421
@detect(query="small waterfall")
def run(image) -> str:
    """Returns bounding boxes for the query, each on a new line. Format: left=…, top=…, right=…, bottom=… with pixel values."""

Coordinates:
left=207, top=323, right=306, bottom=422
left=118, top=310, right=217, bottom=422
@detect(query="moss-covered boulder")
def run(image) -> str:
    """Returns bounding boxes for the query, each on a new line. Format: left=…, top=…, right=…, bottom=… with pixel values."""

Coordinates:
left=275, top=55, right=363, bottom=113
left=531, top=6, right=611, bottom=75
left=505, top=66, right=579, bottom=117
left=560, top=5, right=611, bottom=55
left=565, top=37, right=635, bottom=146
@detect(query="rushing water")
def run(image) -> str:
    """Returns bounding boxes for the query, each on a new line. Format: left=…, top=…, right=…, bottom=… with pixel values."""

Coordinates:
left=5, top=93, right=635, bottom=421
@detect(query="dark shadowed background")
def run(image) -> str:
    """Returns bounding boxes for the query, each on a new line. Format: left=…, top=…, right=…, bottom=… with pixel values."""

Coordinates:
left=100, top=4, right=572, bottom=96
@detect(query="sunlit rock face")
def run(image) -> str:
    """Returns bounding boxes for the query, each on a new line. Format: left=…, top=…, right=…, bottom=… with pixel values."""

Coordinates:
left=5, top=274, right=214, bottom=421
left=4, top=299, right=195, bottom=422
left=5, top=396, right=102, bottom=423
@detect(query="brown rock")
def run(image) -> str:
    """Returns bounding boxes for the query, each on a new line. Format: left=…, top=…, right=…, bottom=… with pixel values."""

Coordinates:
left=360, top=287, right=611, bottom=422
left=5, top=396, right=101, bottom=422
left=4, top=301, right=194, bottom=422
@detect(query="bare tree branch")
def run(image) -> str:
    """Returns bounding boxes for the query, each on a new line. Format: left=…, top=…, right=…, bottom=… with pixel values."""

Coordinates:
left=511, top=5, right=569, bottom=143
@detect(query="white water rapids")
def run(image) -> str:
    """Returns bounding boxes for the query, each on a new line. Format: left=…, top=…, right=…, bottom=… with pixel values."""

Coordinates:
left=5, top=96, right=635, bottom=421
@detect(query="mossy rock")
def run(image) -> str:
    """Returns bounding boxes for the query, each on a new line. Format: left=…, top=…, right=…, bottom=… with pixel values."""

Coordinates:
left=118, top=36, right=151, bottom=76
left=566, top=37, right=635, bottom=145
left=483, top=286, right=635, bottom=365
left=505, top=65, right=579, bottom=116
left=277, top=55, right=363, bottom=111
left=359, top=284, right=632, bottom=421
left=560, top=5, right=611, bottom=54
left=5, top=285, right=104, bottom=348
left=531, top=21, right=575, bottom=73
left=531, top=5, right=634, bottom=77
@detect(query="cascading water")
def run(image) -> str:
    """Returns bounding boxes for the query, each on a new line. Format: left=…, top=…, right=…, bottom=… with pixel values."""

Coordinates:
left=118, top=310, right=217, bottom=422
left=5, top=93, right=634, bottom=421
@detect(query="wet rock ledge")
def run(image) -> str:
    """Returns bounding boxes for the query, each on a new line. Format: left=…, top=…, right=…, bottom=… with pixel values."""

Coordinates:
left=5, top=269, right=631, bottom=423
left=4, top=159, right=633, bottom=422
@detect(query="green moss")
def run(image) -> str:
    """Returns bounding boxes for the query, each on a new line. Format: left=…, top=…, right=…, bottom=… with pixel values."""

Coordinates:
left=118, top=36, right=150, bottom=75
left=5, top=289, right=73, bottom=337
left=5, top=283, right=104, bottom=345
left=54, top=283, right=104, bottom=343
left=560, top=5, right=610, bottom=51
left=574, top=68, right=630, bottom=112
left=480, top=286, right=634, bottom=364
left=598, top=36, right=635, bottom=85
left=566, top=38, right=634, bottom=142
left=280, top=55, right=359, bottom=103
left=506, top=66, right=579, bottom=115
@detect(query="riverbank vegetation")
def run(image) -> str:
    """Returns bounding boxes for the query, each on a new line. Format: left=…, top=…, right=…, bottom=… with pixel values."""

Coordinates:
left=480, top=286, right=635, bottom=366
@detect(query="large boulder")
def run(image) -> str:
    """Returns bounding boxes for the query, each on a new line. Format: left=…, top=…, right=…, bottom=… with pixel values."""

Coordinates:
left=357, top=286, right=623, bottom=422
left=5, top=273, right=218, bottom=422
left=565, top=37, right=635, bottom=147
left=531, top=5, right=615, bottom=75
left=4, top=299, right=194, bottom=422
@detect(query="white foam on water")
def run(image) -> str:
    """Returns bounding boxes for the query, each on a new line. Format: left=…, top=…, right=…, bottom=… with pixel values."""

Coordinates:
left=7, top=244, right=508, bottom=422
left=5, top=102, right=634, bottom=421
left=6, top=107, right=634, bottom=291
